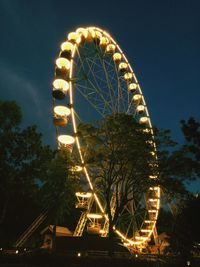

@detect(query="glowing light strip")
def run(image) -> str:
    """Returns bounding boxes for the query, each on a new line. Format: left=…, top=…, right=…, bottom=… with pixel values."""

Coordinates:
left=150, top=187, right=159, bottom=190
left=144, top=220, right=155, bottom=223
left=148, top=209, right=158, bottom=213
left=93, top=193, right=104, bottom=213
left=115, top=229, right=142, bottom=246
left=69, top=42, right=94, bottom=191
left=149, top=199, right=159, bottom=202
left=141, top=229, right=151, bottom=233
left=135, top=236, right=149, bottom=240
left=83, top=167, right=94, bottom=190
left=75, top=192, right=92, bottom=198
left=87, top=213, right=103, bottom=219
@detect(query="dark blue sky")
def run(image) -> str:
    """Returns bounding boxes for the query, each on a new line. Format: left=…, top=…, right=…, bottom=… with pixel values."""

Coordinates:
left=0, top=0, right=200, bottom=147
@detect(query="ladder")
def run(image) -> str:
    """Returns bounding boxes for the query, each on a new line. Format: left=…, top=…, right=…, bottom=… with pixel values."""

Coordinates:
left=73, top=197, right=93, bottom=236
left=15, top=209, right=48, bottom=247
left=73, top=212, right=88, bottom=236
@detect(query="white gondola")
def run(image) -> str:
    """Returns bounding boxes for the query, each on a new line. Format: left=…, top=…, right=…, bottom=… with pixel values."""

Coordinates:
left=87, top=213, right=103, bottom=235
left=75, top=192, right=92, bottom=209
left=53, top=106, right=71, bottom=127
left=106, top=44, right=116, bottom=53
left=52, top=79, right=69, bottom=100
left=57, top=135, right=75, bottom=152
left=113, top=52, right=122, bottom=63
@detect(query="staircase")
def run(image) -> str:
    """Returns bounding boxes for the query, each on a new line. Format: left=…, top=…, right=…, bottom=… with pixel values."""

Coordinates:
left=15, top=210, right=48, bottom=247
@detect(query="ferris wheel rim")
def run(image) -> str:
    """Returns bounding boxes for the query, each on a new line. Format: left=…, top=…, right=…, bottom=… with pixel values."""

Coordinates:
left=52, top=26, right=160, bottom=247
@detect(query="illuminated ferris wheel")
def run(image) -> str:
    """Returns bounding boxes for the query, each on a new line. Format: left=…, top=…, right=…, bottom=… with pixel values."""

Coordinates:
left=51, top=26, right=160, bottom=250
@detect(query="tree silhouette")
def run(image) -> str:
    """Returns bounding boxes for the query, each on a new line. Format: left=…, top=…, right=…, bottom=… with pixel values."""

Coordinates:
left=0, top=101, right=52, bottom=245
left=78, top=113, right=157, bottom=238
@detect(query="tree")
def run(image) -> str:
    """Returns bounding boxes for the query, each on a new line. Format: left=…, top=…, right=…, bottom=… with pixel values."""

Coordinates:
left=39, top=150, right=79, bottom=227
left=0, top=100, right=53, bottom=245
left=154, top=125, right=200, bottom=202
left=78, top=113, right=157, bottom=238
left=181, top=117, right=200, bottom=168
left=152, top=118, right=200, bottom=258
left=161, top=118, right=200, bottom=258
left=78, top=113, right=200, bottom=242
left=169, top=194, right=200, bottom=259
left=0, top=100, right=80, bottom=246
left=38, top=149, right=80, bottom=249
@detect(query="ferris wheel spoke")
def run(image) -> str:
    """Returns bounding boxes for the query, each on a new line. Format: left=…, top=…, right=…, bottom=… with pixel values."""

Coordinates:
left=75, top=45, right=104, bottom=81
left=126, top=215, right=138, bottom=238
left=77, top=43, right=129, bottom=115
left=74, top=48, right=89, bottom=80
left=75, top=83, right=112, bottom=117
left=86, top=79, right=113, bottom=115
left=98, top=53, right=119, bottom=113
left=95, top=53, right=118, bottom=106
left=113, top=63, right=128, bottom=113
left=114, top=63, right=122, bottom=113
left=75, top=47, right=113, bottom=116
left=117, top=210, right=139, bottom=239
left=104, top=62, right=125, bottom=113
left=83, top=65, right=114, bottom=115
left=79, top=52, right=111, bottom=102
left=101, top=60, right=115, bottom=112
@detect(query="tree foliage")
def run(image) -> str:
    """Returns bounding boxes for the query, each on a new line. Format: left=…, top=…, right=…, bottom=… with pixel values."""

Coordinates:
left=0, top=101, right=77, bottom=246
left=154, top=124, right=200, bottom=201
left=78, top=114, right=200, bottom=239
left=0, top=101, right=53, bottom=245
left=78, top=113, right=157, bottom=236
left=181, top=117, right=200, bottom=166
left=163, top=118, right=200, bottom=256
left=169, top=194, right=200, bottom=258
left=39, top=150, right=79, bottom=226
left=155, top=118, right=200, bottom=256
left=1, top=99, right=200, bottom=252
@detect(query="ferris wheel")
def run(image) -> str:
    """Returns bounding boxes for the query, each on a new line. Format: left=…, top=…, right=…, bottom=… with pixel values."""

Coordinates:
left=51, top=26, right=160, bottom=250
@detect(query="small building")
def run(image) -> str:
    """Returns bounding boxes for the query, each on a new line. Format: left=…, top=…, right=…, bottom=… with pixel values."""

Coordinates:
left=41, top=225, right=73, bottom=249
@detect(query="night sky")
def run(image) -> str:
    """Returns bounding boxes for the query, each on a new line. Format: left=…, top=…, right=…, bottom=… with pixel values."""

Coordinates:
left=0, top=0, right=200, bottom=187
